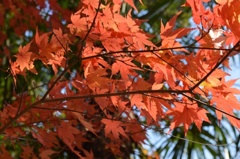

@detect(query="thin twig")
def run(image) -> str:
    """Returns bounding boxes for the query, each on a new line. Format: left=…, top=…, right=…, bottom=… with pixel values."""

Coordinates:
left=81, top=46, right=239, bottom=61
left=40, top=89, right=190, bottom=104
left=183, top=93, right=240, bottom=120
left=77, top=0, right=101, bottom=58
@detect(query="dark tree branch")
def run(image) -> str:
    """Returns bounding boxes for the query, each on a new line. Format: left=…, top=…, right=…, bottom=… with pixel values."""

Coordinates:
left=183, top=93, right=240, bottom=121
left=190, top=41, right=240, bottom=91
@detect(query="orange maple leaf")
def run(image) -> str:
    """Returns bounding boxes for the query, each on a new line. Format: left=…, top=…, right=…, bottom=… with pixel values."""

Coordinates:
left=15, top=42, right=35, bottom=72
left=72, top=112, right=98, bottom=136
left=217, top=0, right=240, bottom=39
left=35, top=28, right=67, bottom=74
left=112, top=58, right=139, bottom=85
left=167, top=102, right=210, bottom=135
left=124, top=0, right=138, bottom=11
left=102, top=119, right=128, bottom=140
left=82, top=0, right=100, bottom=8
left=68, top=14, right=88, bottom=38
left=39, top=150, right=57, bottom=159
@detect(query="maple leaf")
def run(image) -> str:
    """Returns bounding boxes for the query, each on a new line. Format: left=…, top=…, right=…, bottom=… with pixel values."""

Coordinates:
left=160, top=12, right=194, bottom=51
left=57, top=121, right=82, bottom=157
left=75, top=134, right=90, bottom=150
left=124, top=0, right=138, bottom=11
left=160, top=12, right=194, bottom=40
left=98, top=26, right=125, bottom=51
left=40, top=150, right=57, bottom=159
left=20, top=145, right=34, bottom=159
left=82, top=0, right=100, bottom=9
left=112, top=58, right=139, bottom=86
left=152, top=83, right=164, bottom=90
left=167, top=102, right=210, bottom=135
left=102, top=119, right=128, bottom=140
left=32, top=129, right=59, bottom=148
left=34, top=28, right=67, bottom=74
left=217, top=0, right=240, bottom=39
left=52, top=28, right=70, bottom=49
left=134, top=32, right=156, bottom=48
left=111, top=95, right=130, bottom=112
left=35, top=28, right=49, bottom=50
left=130, top=94, right=147, bottom=110
left=146, top=99, right=158, bottom=121
left=185, top=0, right=212, bottom=27
left=68, top=14, right=88, bottom=38
left=95, top=96, right=111, bottom=112
left=210, top=79, right=240, bottom=128
left=131, top=77, right=152, bottom=90
left=15, top=42, right=36, bottom=73
left=210, top=93, right=240, bottom=129
left=72, top=112, right=98, bottom=136
left=35, top=29, right=55, bottom=61
left=85, top=66, right=113, bottom=90
left=200, top=69, right=227, bottom=88
left=100, top=5, right=119, bottom=31
left=153, top=64, right=177, bottom=89
left=126, top=14, right=140, bottom=32
left=10, top=61, right=21, bottom=84
left=82, top=149, right=94, bottom=159
left=125, top=122, right=146, bottom=143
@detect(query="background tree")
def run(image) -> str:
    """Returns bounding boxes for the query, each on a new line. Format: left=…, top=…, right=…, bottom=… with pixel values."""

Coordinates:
left=0, top=0, right=239, bottom=158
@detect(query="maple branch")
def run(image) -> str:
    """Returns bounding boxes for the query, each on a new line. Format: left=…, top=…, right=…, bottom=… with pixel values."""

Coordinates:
left=27, top=79, right=68, bottom=91
left=190, top=40, right=240, bottom=91
left=0, top=89, right=188, bottom=134
left=81, top=46, right=238, bottom=61
left=183, top=93, right=240, bottom=121
left=33, top=106, right=99, bottom=119
left=40, top=89, right=190, bottom=104
left=77, top=0, right=101, bottom=58
left=143, top=93, right=175, bottom=102
left=16, top=92, right=24, bottom=116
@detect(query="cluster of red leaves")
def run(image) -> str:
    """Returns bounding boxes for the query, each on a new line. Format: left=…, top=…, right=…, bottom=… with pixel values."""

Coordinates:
left=0, top=0, right=79, bottom=58
left=1, top=0, right=240, bottom=158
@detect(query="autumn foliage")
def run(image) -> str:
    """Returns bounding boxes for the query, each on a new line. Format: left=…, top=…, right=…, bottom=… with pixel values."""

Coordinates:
left=0, top=0, right=240, bottom=158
